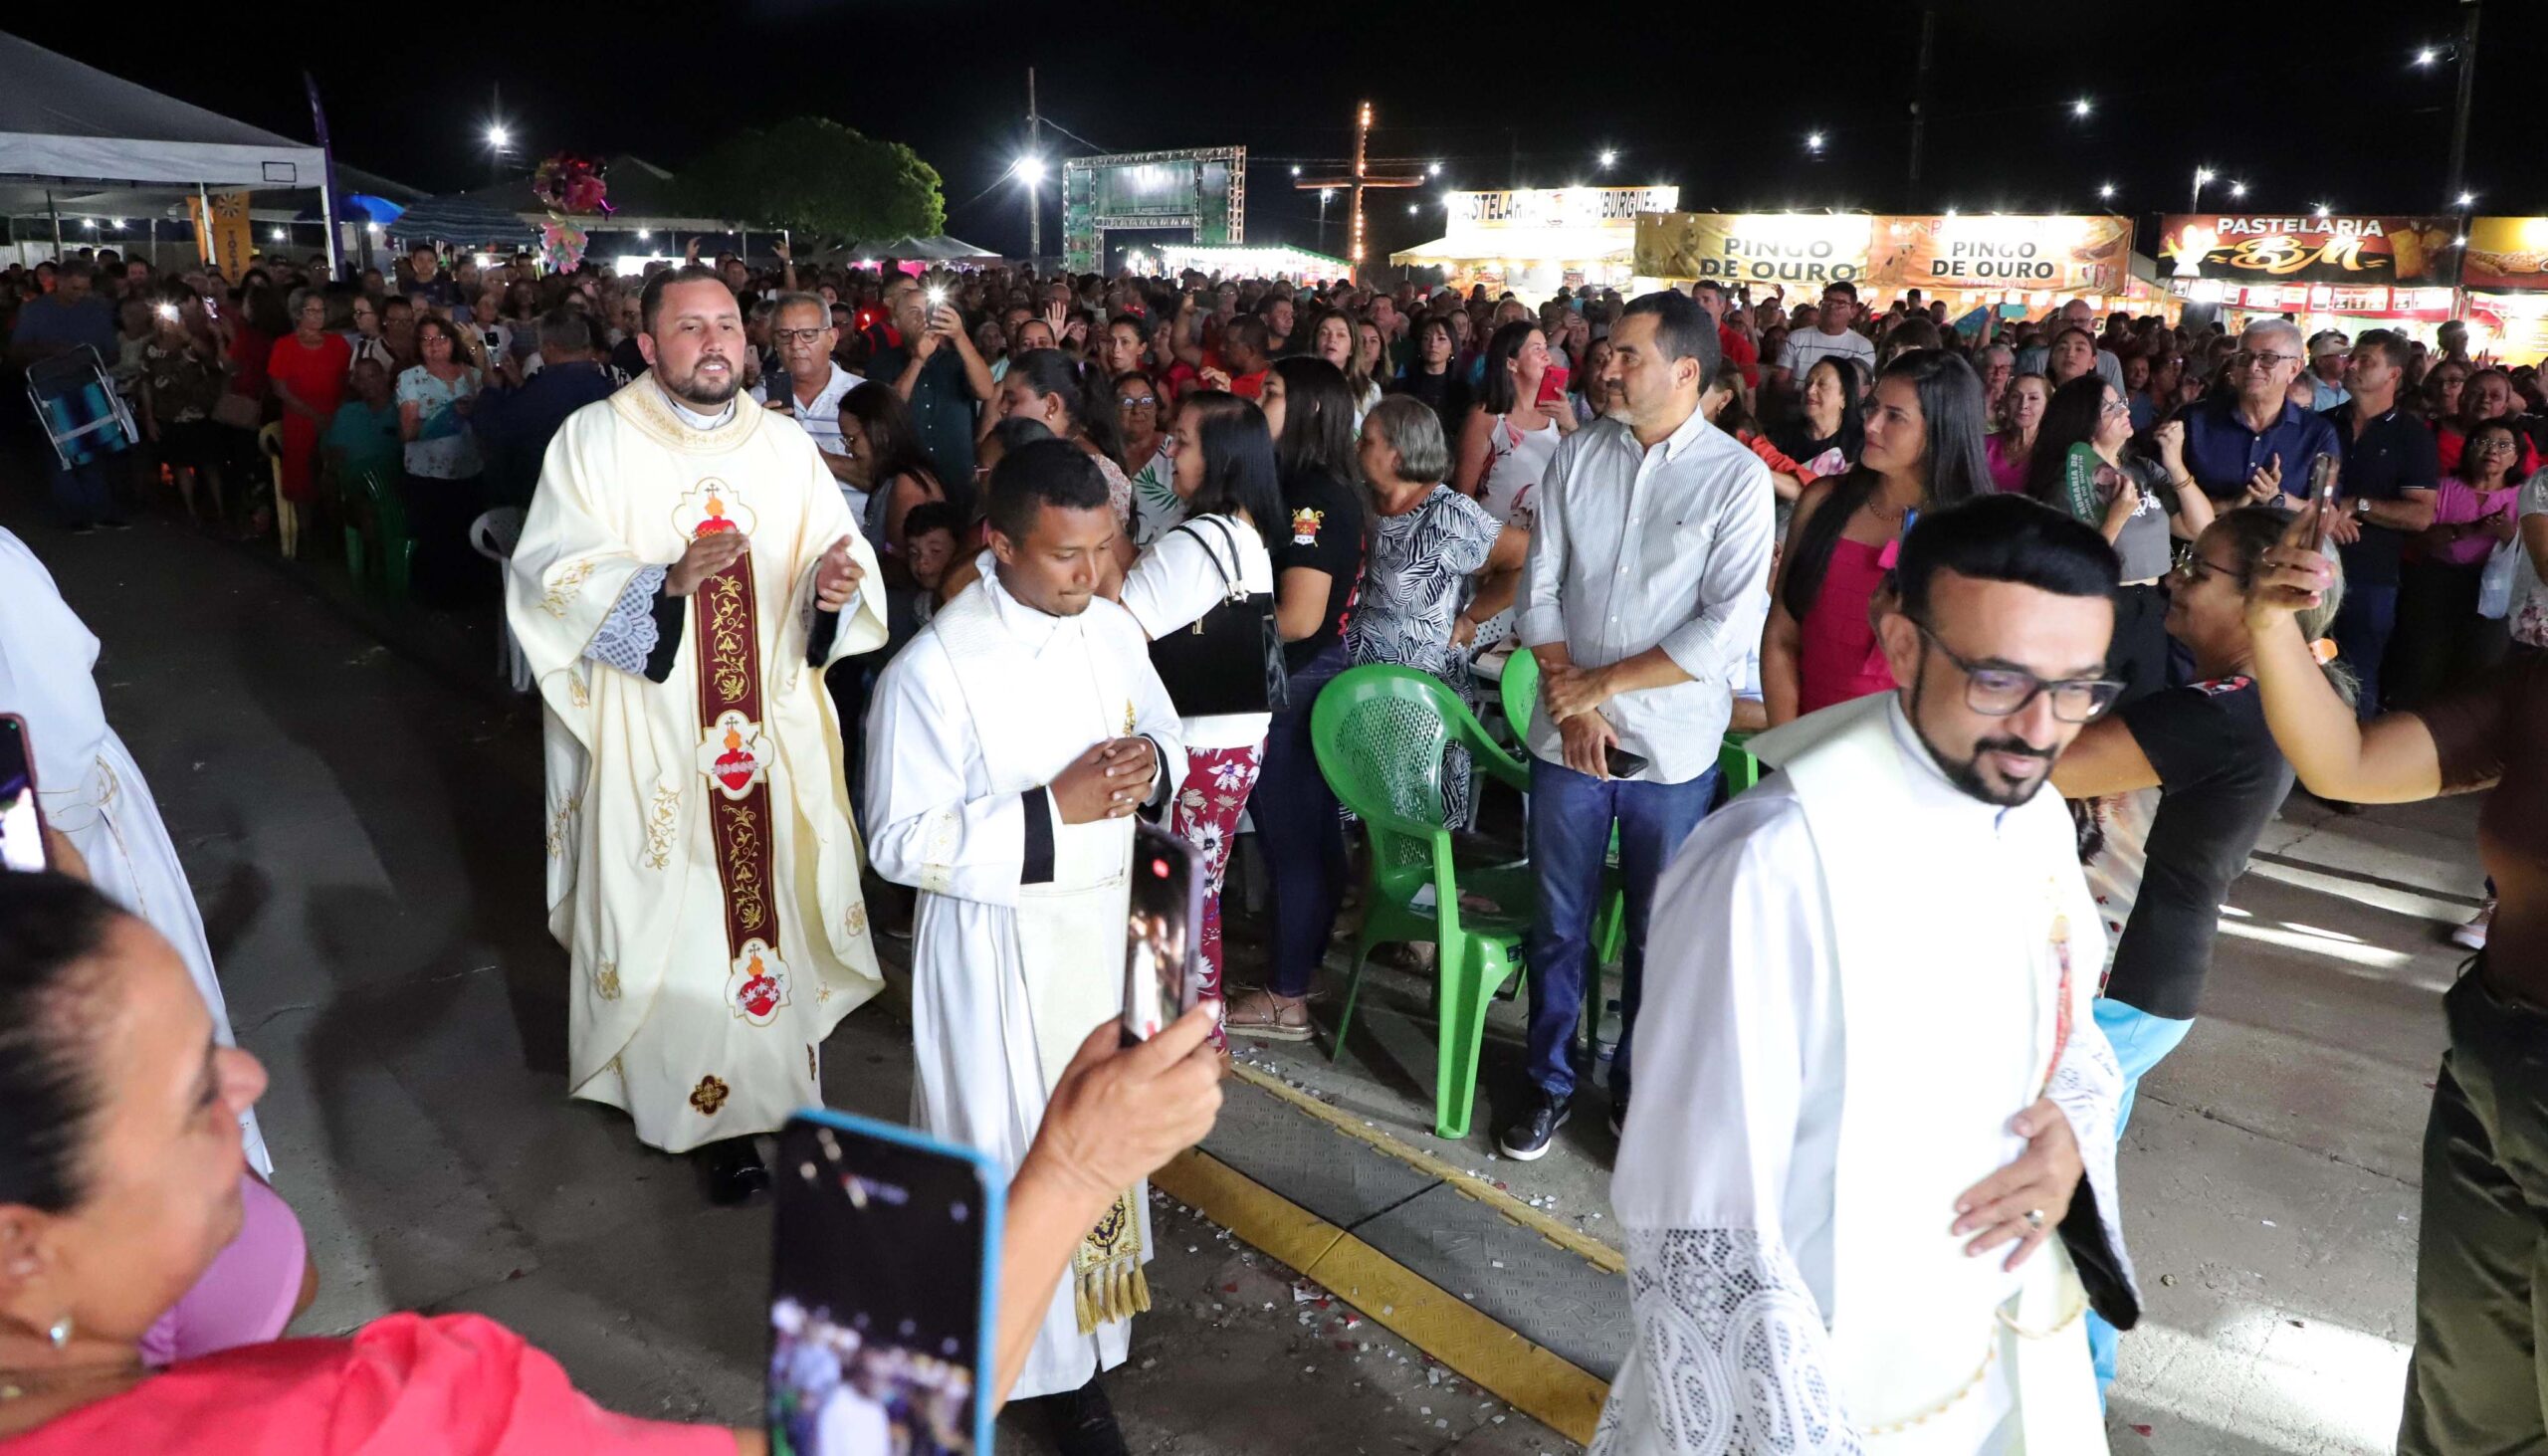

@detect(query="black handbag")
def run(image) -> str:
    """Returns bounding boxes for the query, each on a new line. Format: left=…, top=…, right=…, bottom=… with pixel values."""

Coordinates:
left=1146, top=517, right=1290, bottom=718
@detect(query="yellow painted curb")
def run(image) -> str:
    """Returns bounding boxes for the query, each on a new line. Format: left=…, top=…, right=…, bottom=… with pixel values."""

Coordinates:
left=1227, top=1060, right=1626, bottom=1276
left=1155, top=1146, right=1610, bottom=1446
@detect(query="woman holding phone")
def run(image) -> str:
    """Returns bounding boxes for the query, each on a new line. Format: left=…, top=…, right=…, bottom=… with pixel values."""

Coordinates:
left=0, top=872, right=1222, bottom=1454
left=1115, top=393, right=1282, bottom=1039
left=2239, top=506, right=2548, bottom=1454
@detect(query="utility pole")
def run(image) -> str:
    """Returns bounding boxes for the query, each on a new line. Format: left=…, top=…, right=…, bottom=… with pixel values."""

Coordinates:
left=1026, top=68, right=1042, bottom=267
left=1906, top=5, right=1936, bottom=208
left=2445, top=0, right=2481, bottom=208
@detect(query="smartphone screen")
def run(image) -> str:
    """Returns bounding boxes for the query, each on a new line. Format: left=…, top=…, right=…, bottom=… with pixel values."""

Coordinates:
left=769, top=1113, right=1000, bottom=1456
left=1123, top=820, right=1204, bottom=1043
left=1, top=716, right=47, bottom=872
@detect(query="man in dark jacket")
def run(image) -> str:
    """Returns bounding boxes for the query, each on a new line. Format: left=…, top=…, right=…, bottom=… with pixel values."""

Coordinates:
left=473, top=310, right=619, bottom=510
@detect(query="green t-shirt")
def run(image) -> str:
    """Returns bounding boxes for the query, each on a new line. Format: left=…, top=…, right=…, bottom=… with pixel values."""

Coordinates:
left=322, top=400, right=404, bottom=486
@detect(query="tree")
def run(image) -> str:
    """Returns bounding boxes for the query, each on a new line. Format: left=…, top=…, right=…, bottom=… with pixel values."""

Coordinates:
left=679, top=117, right=946, bottom=243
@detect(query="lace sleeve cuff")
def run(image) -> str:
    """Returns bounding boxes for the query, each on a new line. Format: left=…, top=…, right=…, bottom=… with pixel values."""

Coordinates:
left=585, top=565, right=668, bottom=676
left=1592, top=1227, right=1863, bottom=1455
left=2046, top=1023, right=2141, bottom=1329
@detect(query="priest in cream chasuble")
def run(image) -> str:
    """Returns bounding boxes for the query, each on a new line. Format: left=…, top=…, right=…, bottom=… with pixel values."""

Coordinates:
left=505, top=269, right=887, bottom=1173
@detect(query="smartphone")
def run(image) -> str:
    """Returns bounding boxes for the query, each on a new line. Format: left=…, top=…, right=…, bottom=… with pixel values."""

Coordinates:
left=769, top=1112, right=1000, bottom=1456
left=1603, top=745, right=1650, bottom=780
left=1124, top=820, right=1204, bottom=1043
left=2305, top=452, right=2340, bottom=549
left=1, top=716, right=48, bottom=872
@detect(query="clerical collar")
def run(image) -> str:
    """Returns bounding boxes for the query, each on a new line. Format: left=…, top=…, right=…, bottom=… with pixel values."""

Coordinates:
left=979, top=550, right=1074, bottom=654
left=1884, top=694, right=2028, bottom=832
left=655, top=379, right=737, bottom=431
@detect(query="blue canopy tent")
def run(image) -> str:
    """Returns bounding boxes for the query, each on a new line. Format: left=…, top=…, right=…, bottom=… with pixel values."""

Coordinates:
left=385, top=193, right=538, bottom=247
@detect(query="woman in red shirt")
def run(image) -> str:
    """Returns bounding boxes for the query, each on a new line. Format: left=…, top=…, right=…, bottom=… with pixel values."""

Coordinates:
left=0, top=872, right=1224, bottom=1455
left=265, top=291, right=351, bottom=556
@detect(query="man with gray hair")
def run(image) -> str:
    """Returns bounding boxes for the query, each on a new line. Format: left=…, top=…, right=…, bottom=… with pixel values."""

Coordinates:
left=752, top=291, right=863, bottom=497
left=473, top=308, right=620, bottom=509
left=2178, top=316, right=2339, bottom=507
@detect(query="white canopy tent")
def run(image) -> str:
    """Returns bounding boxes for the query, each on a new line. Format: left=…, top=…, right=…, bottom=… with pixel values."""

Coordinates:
left=0, top=30, right=329, bottom=268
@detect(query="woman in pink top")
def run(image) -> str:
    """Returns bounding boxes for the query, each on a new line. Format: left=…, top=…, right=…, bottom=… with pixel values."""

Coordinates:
left=2390, top=417, right=2525, bottom=708
left=1763, top=349, right=1996, bottom=722
left=1984, top=372, right=2047, bottom=494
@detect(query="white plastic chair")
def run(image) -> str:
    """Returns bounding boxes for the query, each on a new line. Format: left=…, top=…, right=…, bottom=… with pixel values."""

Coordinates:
left=469, top=507, right=531, bottom=694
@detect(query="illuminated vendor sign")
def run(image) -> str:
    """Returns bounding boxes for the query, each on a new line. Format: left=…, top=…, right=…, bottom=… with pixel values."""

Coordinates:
left=2463, top=217, right=2548, bottom=292
left=2157, top=214, right=2458, bottom=286
left=1449, top=185, right=1678, bottom=232
left=1871, top=215, right=2132, bottom=293
left=1634, top=212, right=1875, bottom=290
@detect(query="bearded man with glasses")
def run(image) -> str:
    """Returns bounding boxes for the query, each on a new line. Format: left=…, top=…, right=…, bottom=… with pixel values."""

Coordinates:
left=2178, top=317, right=2341, bottom=510
left=1595, top=495, right=2139, bottom=1456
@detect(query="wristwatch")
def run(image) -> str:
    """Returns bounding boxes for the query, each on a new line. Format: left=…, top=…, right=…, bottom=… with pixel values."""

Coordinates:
left=2353, top=497, right=2372, bottom=520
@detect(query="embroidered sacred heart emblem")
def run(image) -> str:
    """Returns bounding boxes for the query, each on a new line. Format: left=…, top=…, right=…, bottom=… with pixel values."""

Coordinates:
left=695, top=710, right=770, bottom=800
left=726, top=938, right=791, bottom=1026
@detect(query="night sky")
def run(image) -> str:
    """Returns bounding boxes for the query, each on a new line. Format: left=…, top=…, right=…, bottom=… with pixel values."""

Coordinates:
left=16, top=0, right=2543, bottom=261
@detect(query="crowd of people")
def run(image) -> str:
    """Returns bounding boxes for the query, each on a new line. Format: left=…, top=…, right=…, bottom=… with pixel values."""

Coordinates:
left=5, top=229, right=2547, bottom=1455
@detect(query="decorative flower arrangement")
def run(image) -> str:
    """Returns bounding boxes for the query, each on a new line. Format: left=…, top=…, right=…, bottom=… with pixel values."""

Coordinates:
left=531, top=151, right=611, bottom=272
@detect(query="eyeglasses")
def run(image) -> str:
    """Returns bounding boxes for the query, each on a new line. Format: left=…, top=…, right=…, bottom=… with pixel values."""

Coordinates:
left=2233, top=349, right=2299, bottom=370
left=2473, top=437, right=2520, bottom=455
left=1915, top=622, right=2123, bottom=724
left=1118, top=394, right=1159, bottom=409
left=2171, top=553, right=2248, bottom=588
left=773, top=327, right=830, bottom=345
left=2099, top=396, right=2132, bottom=417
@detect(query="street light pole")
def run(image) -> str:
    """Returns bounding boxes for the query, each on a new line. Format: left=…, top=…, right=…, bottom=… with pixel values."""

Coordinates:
left=1026, top=68, right=1042, bottom=267
left=2190, top=167, right=2215, bottom=216
left=2445, top=0, right=2482, bottom=209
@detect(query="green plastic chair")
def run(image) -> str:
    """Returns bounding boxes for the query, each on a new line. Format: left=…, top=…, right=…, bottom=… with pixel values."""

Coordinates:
left=343, top=469, right=414, bottom=601
left=1721, top=730, right=1763, bottom=795
left=1311, top=664, right=1536, bottom=1140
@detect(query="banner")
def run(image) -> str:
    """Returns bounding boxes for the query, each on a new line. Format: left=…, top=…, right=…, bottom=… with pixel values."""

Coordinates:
left=1869, top=214, right=2132, bottom=294
left=1451, top=185, right=1678, bottom=232
left=2156, top=214, right=2457, bottom=287
left=1634, top=212, right=1873, bottom=292
left=187, top=190, right=253, bottom=283
left=2463, top=217, right=2548, bottom=293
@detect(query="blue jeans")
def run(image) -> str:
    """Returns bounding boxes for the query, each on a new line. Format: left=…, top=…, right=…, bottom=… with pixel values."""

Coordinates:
left=1520, top=755, right=1716, bottom=1106
left=2331, top=581, right=2399, bottom=721
left=46, top=454, right=118, bottom=528
left=1255, top=645, right=1351, bottom=1000
left=2084, top=996, right=2196, bottom=1391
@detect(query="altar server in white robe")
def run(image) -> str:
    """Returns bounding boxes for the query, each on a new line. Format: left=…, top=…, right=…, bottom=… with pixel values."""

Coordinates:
left=1595, top=496, right=2140, bottom=1456
left=505, top=266, right=887, bottom=1203
left=0, top=528, right=272, bottom=1176
left=864, top=438, right=1186, bottom=1447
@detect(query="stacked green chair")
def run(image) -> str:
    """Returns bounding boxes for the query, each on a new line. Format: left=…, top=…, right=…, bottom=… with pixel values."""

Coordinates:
left=342, top=469, right=414, bottom=601
left=1311, top=665, right=1535, bottom=1140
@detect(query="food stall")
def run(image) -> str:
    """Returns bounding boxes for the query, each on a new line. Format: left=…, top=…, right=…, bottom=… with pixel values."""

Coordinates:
left=2155, top=212, right=2461, bottom=346
left=1392, top=184, right=1678, bottom=303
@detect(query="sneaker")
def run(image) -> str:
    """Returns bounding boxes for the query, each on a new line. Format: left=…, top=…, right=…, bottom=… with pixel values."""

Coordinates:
left=1498, top=1089, right=1572, bottom=1161
left=2452, top=899, right=2494, bottom=951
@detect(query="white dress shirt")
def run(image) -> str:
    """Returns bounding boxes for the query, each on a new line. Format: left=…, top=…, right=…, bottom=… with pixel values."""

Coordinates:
left=1514, top=405, right=1775, bottom=783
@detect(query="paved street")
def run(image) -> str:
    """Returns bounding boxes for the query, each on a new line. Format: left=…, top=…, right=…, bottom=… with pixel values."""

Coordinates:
left=9, top=482, right=2478, bottom=1455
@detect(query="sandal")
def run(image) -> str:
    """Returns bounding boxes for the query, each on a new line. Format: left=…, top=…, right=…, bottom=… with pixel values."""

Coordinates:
left=1222, top=988, right=1314, bottom=1042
